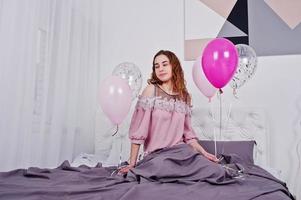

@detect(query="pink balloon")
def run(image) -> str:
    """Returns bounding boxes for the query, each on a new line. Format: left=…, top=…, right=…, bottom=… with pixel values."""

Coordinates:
left=99, top=76, right=132, bottom=125
left=202, top=38, right=238, bottom=89
left=192, top=56, right=217, bottom=101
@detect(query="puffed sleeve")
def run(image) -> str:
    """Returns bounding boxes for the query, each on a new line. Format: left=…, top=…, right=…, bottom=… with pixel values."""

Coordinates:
left=183, top=100, right=198, bottom=144
left=129, top=96, right=154, bottom=144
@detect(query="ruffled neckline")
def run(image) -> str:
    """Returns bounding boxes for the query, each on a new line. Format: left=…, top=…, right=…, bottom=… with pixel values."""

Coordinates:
left=136, top=95, right=192, bottom=115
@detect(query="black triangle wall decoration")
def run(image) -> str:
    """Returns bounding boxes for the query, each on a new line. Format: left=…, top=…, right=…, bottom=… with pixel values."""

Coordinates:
left=227, top=0, right=249, bottom=35
left=222, top=36, right=249, bottom=45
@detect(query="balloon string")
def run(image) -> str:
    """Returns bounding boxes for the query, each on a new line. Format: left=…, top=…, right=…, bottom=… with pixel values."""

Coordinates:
left=219, top=89, right=222, bottom=141
left=112, top=124, right=119, bottom=136
left=112, top=124, right=123, bottom=167
left=110, top=137, right=123, bottom=176
left=219, top=88, right=225, bottom=156
left=209, top=100, right=216, bottom=157
left=214, top=128, right=217, bottom=157
left=119, top=137, right=123, bottom=167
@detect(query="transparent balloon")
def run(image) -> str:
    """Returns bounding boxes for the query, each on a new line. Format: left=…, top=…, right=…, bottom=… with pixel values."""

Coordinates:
left=230, top=44, right=257, bottom=90
left=112, top=62, right=142, bottom=100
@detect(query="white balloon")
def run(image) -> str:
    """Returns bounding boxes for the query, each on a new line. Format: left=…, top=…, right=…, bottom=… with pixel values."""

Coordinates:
left=112, top=62, right=142, bottom=100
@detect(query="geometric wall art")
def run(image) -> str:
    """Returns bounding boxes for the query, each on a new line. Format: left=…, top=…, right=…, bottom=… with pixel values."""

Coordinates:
left=184, top=0, right=301, bottom=60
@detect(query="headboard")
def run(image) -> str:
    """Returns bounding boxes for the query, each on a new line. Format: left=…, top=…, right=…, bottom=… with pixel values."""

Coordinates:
left=191, top=106, right=269, bottom=167
left=94, top=105, right=270, bottom=167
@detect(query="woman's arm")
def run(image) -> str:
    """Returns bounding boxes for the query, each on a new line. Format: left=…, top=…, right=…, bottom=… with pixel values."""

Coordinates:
left=120, top=85, right=155, bottom=174
left=188, top=139, right=219, bottom=162
left=118, top=143, right=140, bottom=174
left=128, top=143, right=140, bottom=166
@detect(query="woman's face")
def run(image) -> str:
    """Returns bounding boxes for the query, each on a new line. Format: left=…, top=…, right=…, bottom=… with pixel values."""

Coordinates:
left=154, top=54, right=172, bottom=83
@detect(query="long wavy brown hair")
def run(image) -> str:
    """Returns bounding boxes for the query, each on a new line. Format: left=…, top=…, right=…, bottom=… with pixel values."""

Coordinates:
left=147, top=50, right=191, bottom=104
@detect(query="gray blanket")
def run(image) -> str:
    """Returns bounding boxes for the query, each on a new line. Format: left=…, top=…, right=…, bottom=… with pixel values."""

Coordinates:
left=0, top=144, right=295, bottom=200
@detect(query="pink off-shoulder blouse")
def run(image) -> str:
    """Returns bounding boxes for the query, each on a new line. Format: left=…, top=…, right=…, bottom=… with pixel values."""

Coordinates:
left=129, top=84, right=198, bottom=154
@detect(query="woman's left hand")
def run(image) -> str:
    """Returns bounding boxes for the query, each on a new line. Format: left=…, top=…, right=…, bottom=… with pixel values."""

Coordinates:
left=188, top=140, right=219, bottom=162
left=202, top=151, right=219, bottom=162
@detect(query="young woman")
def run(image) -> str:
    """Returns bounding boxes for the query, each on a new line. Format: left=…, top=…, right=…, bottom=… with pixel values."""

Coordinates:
left=119, top=50, right=218, bottom=174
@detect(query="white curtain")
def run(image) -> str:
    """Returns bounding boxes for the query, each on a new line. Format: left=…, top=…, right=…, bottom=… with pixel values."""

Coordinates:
left=0, top=0, right=102, bottom=171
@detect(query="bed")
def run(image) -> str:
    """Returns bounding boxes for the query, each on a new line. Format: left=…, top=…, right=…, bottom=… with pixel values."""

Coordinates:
left=0, top=106, right=295, bottom=199
left=94, top=106, right=273, bottom=173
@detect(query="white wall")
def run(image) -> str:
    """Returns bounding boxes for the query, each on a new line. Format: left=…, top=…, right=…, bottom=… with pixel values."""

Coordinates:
left=99, top=0, right=185, bottom=83
left=98, top=0, right=301, bottom=197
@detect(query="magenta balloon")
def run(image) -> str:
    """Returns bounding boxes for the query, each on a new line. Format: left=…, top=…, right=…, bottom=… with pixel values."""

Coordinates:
left=99, top=76, right=132, bottom=125
left=192, top=56, right=217, bottom=101
left=201, top=38, right=238, bottom=89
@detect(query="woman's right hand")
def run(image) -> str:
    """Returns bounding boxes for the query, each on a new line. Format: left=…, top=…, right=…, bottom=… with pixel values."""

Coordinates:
left=118, top=164, right=135, bottom=174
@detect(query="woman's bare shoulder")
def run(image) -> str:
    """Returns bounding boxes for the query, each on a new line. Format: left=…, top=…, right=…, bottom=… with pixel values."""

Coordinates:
left=141, top=84, right=155, bottom=97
